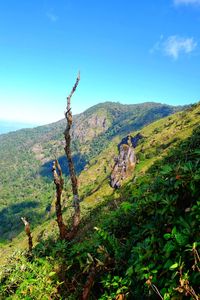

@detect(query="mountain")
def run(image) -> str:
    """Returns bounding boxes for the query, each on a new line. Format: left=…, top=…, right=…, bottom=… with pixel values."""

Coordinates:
left=0, top=102, right=200, bottom=299
left=0, top=101, right=184, bottom=242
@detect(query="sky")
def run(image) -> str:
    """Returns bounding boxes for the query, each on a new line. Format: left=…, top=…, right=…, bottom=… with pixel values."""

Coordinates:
left=0, top=0, right=200, bottom=125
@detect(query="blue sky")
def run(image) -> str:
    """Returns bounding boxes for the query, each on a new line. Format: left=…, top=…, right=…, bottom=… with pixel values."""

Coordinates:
left=0, top=0, right=200, bottom=124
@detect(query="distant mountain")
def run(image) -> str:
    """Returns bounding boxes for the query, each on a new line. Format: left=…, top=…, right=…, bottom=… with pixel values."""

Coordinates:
left=0, top=120, right=36, bottom=134
left=0, top=101, right=185, bottom=241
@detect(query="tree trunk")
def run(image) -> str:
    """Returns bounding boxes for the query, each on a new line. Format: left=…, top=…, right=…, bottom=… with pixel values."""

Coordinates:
left=52, top=160, right=68, bottom=240
left=64, top=72, right=81, bottom=237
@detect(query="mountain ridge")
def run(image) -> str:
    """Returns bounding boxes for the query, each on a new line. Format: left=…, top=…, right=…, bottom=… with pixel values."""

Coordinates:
left=0, top=101, right=186, bottom=242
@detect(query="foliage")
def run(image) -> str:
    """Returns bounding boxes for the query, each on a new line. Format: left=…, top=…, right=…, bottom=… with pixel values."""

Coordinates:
left=0, top=101, right=182, bottom=243
left=91, top=125, right=200, bottom=299
left=1, top=102, right=200, bottom=299
left=0, top=250, right=62, bottom=299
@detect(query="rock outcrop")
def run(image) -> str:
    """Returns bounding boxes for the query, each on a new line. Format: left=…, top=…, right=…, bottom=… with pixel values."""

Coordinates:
left=72, top=110, right=110, bottom=143
left=110, top=134, right=142, bottom=188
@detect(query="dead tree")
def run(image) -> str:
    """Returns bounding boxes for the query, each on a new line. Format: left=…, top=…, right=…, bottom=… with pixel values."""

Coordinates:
left=21, top=217, right=33, bottom=252
left=52, top=73, right=81, bottom=240
left=52, top=159, right=68, bottom=240
left=64, top=72, right=81, bottom=237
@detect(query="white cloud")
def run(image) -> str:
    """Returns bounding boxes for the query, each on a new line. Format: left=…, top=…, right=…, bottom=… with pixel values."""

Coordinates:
left=164, top=36, right=197, bottom=59
left=174, top=0, right=200, bottom=5
left=151, top=35, right=197, bottom=60
left=46, top=12, right=58, bottom=22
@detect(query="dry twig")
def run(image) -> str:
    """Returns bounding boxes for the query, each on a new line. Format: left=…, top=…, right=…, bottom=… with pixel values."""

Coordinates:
left=21, top=217, right=33, bottom=252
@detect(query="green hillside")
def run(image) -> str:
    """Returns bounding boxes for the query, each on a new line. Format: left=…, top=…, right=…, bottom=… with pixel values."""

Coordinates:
left=0, top=102, right=199, bottom=299
left=0, top=101, right=182, bottom=243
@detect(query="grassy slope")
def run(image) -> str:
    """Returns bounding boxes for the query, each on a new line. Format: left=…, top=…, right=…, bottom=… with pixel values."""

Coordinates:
left=0, top=103, right=199, bottom=299
left=0, top=104, right=198, bottom=265
left=0, top=102, right=182, bottom=244
left=79, top=103, right=200, bottom=206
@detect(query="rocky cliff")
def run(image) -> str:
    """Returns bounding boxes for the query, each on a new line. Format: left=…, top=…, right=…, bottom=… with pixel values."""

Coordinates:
left=72, top=109, right=111, bottom=142
left=110, top=134, right=141, bottom=188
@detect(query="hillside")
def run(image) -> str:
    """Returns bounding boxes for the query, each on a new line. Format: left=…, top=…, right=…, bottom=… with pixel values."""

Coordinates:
left=0, top=104, right=200, bottom=299
left=0, top=101, right=183, bottom=243
left=0, top=102, right=199, bottom=299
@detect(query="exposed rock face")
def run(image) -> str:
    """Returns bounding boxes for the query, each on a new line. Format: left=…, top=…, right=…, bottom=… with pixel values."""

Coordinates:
left=32, top=144, right=47, bottom=163
left=110, top=135, right=138, bottom=188
left=72, top=111, right=110, bottom=143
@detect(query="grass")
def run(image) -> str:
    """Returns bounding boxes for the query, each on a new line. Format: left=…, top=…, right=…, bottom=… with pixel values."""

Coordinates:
left=1, top=103, right=199, bottom=266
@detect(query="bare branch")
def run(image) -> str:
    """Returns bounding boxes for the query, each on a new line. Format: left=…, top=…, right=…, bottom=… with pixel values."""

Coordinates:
left=21, top=217, right=33, bottom=252
left=52, top=159, right=68, bottom=240
left=64, top=72, right=81, bottom=238
left=52, top=73, right=81, bottom=240
left=67, top=71, right=80, bottom=111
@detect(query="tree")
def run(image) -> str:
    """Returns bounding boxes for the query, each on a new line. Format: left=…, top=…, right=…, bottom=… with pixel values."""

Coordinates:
left=52, top=72, right=81, bottom=240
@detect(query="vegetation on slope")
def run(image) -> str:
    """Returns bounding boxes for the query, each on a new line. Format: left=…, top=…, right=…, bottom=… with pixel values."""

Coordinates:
left=0, top=103, right=199, bottom=299
left=0, top=101, right=182, bottom=243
